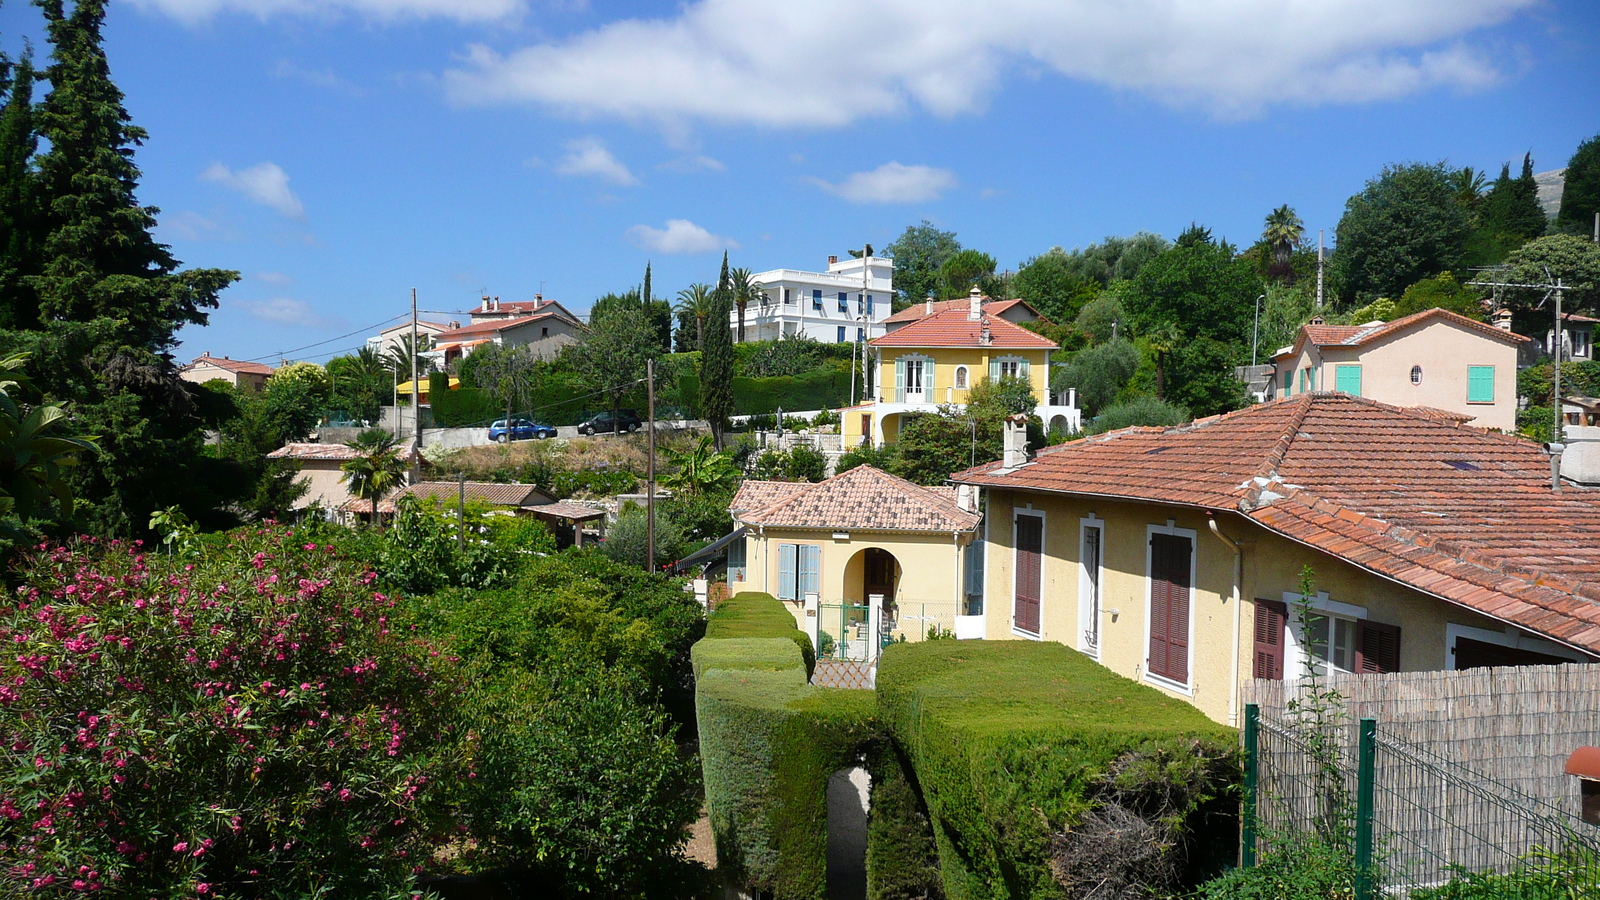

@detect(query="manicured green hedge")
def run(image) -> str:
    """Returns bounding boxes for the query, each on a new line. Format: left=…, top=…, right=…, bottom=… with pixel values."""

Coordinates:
left=876, top=641, right=1239, bottom=900
left=867, top=741, right=944, bottom=900
left=674, top=368, right=854, bottom=417
left=430, top=382, right=502, bottom=427
left=692, top=592, right=876, bottom=899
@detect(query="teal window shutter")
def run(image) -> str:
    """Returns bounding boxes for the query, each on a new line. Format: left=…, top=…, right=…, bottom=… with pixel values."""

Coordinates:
left=799, top=545, right=821, bottom=597
left=777, top=543, right=797, bottom=601
left=989, top=359, right=1002, bottom=383
left=894, top=357, right=906, bottom=403
left=1334, top=364, right=1362, bottom=396
left=1468, top=365, right=1495, bottom=403
left=1019, top=359, right=1031, bottom=384
left=1298, top=368, right=1305, bottom=393
left=1281, top=371, right=1291, bottom=395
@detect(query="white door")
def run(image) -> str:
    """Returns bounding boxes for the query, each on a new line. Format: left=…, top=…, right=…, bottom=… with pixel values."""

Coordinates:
left=904, top=358, right=925, bottom=403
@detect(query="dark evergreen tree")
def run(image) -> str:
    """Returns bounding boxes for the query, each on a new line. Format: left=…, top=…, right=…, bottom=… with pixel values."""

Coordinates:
left=6, top=0, right=239, bottom=535
left=1333, top=162, right=1469, bottom=302
left=1507, top=153, right=1548, bottom=240
left=0, top=49, right=41, bottom=331
left=1557, top=133, right=1600, bottom=237
left=699, top=252, right=734, bottom=448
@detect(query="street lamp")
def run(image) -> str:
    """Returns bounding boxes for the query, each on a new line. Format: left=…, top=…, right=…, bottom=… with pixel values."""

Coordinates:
left=1251, top=293, right=1266, bottom=367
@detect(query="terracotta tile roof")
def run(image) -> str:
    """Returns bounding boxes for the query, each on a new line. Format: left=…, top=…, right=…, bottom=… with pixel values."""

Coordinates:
left=399, top=481, right=555, bottom=507
left=868, top=308, right=1058, bottom=350
left=881, top=297, right=1043, bottom=326
left=730, top=480, right=810, bottom=515
left=736, top=465, right=981, bottom=533
left=953, top=393, right=1600, bottom=655
left=435, top=314, right=552, bottom=339
left=1275, top=308, right=1529, bottom=360
left=339, top=497, right=396, bottom=515
left=183, top=354, right=275, bottom=376
left=526, top=501, right=607, bottom=521
left=267, top=442, right=417, bottom=462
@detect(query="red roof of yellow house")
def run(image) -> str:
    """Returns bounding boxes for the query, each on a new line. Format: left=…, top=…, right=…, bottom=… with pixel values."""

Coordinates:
left=953, top=392, right=1600, bottom=655
left=735, top=465, right=980, bottom=533
left=881, top=297, right=1044, bottom=326
left=868, top=307, right=1057, bottom=350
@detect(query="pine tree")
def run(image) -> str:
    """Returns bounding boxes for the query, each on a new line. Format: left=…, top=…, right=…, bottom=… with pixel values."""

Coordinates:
left=699, top=252, right=734, bottom=448
left=1557, top=133, right=1600, bottom=237
left=0, top=50, right=40, bottom=330
left=10, top=0, right=239, bottom=535
left=1506, top=152, right=1548, bottom=240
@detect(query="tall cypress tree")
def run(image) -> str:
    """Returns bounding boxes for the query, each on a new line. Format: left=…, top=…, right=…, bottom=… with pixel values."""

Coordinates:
left=1506, top=152, right=1548, bottom=240
left=0, top=49, right=41, bottom=330
left=1557, top=134, right=1600, bottom=237
left=12, top=0, right=239, bottom=535
left=699, top=251, right=734, bottom=448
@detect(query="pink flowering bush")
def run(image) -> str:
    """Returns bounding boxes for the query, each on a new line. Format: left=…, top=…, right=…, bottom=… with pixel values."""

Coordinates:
left=0, top=528, right=467, bottom=898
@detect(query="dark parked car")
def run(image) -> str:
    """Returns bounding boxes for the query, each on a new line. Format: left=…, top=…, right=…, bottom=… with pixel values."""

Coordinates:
left=576, top=410, right=642, bottom=435
left=487, top=418, right=556, bottom=443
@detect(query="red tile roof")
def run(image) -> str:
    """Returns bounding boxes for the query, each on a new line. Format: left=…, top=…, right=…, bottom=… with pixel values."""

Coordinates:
left=953, top=393, right=1600, bottom=655
left=736, top=465, right=980, bottom=533
left=869, top=308, right=1058, bottom=350
left=435, top=314, right=557, bottom=340
left=267, top=442, right=417, bottom=462
left=881, top=297, right=1043, bottom=326
left=1275, top=308, right=1528, bottom=360
left=183, top=354, right=275, bottom=376
left=730, top=480, right=811, bottom=516
left=399, top=481, right=555, bottom=507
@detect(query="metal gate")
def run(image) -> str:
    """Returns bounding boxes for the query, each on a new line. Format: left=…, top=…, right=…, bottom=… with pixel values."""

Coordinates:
left=817, top=602, right=871, bottom=661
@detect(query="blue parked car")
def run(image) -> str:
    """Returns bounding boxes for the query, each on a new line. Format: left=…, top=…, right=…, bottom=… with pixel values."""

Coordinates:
left=487, top=418, right=556, bottom=443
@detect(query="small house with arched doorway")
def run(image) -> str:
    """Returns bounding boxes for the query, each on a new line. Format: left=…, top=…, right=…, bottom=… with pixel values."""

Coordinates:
left=727, top=465, right=984, bottom=655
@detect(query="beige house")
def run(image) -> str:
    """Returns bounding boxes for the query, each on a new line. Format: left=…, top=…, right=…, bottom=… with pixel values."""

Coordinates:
left=434, top=299, right=586, bottom=366
left=266, top=442, right=417, bottom=519
left=1269, top=308, right=1528, bottom=432
left=179, top=352, right=275, bottom=391
left=728, top=465, right=983, bottom=652
left=951, top=394, right=1600, bottom=727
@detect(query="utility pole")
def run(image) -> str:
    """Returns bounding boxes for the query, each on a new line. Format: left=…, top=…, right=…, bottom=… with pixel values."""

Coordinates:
left=1468, top=271, right=1567, bottom=444
left=457, top=473, right=466, bottom=551
left=1252, top=293, right=1265, bottom=367
left=1316, top=229, right=1325, bottom=310
left=409, top=288, right=420, bottom=482
left=646, top=359, right=656, bottom=574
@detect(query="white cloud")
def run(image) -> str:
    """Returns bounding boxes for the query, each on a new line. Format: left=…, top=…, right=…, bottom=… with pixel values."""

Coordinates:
left=254, top=271, right=294, bottom=285
left=625, top=219, right=736, bottom=254
left=272, top=60, right=365, bottom=97
left=163, top=210, right=235, bottom=242
left=657, top=154, right=725, bottom=173
left=443, top=0, right=1533, bottom=123
left=238, top=297, right=341, bottom=329
left=810, top=162, right=957, bottom=204
left=553, top=137, right=639, bottom=186
left=130, top=0, right=522, bottom=24
left=201, top=162, right=307, bottom=221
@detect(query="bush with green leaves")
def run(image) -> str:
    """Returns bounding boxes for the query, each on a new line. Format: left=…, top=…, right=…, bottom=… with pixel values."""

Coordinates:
left=693, top=593, right=876, bottom=899
left=749, top=444, right=828, bottom=483
left=1087, top=396, right=1191, bottom=435
left=600, top=502, right=686, bottom=570
left=0, top=527, right=468, bottom=898
left=835, top=441, right=898, bottom=476
left=1053, top=338, right=1140, bottom=417
left=875, top=640, right=1239, bottom=899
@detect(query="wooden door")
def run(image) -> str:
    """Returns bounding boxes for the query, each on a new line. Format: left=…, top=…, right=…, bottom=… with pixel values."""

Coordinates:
left=1014, top=515, right=1042, bottom=634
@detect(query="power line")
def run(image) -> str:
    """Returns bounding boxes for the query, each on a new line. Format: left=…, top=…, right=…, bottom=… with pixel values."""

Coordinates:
left=244, top=312, right=410, bottom=363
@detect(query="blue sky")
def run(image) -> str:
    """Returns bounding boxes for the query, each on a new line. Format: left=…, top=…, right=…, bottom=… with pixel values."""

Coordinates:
left=2, top=0, right=1598, bottom=365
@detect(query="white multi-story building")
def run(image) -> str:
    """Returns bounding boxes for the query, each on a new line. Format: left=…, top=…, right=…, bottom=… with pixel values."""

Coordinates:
left=731, top=254, right=893, bottom=344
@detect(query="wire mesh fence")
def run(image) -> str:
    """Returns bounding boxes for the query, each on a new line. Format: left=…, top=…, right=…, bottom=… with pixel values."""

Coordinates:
left=1245, top=704, right=1600, bottom=899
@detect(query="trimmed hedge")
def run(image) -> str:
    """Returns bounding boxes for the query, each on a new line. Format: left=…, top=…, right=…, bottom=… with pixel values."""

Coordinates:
left=692, top=592, right=876, bottom=899
left=431, top=383, right=501, bottom=427
left=876, top=641, right=1239, bottom=900
left=867, top=740, right=945, bottom=900
left=674, top=368, right=854, bottom=417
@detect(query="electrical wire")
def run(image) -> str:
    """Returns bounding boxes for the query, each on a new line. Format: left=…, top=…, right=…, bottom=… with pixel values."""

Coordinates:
left=243, top=312, right=410, bottom=363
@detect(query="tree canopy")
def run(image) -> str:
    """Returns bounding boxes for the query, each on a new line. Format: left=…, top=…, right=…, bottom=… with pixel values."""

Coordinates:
left=885, top=220, right=960, bottom=309
left=1557, top=132, right=1600, bottom=237
left=1013, top=249, right=1100, bottom=323
left=1332, top=162, right=1470, bottom=303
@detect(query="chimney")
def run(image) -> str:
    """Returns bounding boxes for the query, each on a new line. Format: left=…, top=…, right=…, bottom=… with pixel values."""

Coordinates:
left=1002, top=415, right=1030, bottom=468
left=1493, top=307, right=1514, bottom=331
left=481, top=294, right=491, bottom=311
left=980, top=323, right=992, bottom=346
left=201, top=351, right=211, bottom=358
left=968, top=286, right=983, bottom=321
left=493, top=296, right=500, bottom=311
left=957, top=483, right=979, bottom=512
left=828, top=255, right=838, bottom=266
left=534, top=293, right=543, bottom=304
left=448, top=320, right=460, bottom=329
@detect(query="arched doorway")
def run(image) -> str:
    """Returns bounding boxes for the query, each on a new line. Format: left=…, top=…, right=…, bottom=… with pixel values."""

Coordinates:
left=862, top=547, right=898, bottom=604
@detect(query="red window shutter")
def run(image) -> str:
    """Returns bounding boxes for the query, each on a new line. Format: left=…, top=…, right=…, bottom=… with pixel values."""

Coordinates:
left=1356, top=621, right=1402, bottom=674
left=1014, top=516, right=1043, bottom=634
left=1253, top=599, right=1288, bottom=680
left=1147, top=537, right=1170, bottom=678
left=1147, top=534, right=1191, bottom=683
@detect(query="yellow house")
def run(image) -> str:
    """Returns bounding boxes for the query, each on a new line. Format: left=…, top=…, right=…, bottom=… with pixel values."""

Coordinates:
left=727, top=465, right=984, bottom=656
left=842, top=288, right=1080, bottom=447
left=1270, top=307, right=1528, bottom=432
left=951, top=393, right=1600, bottom=726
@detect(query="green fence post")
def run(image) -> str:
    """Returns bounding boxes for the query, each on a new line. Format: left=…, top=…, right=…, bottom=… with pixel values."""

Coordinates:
left=1242, top=703, right=1259, bottom=869
left=1355, top=718, right=1377, bottom=900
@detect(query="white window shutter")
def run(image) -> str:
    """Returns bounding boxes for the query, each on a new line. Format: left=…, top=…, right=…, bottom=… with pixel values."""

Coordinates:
left=989, top=359, right=1001, bottom=383
left=895, top=357, right=906, bottom=403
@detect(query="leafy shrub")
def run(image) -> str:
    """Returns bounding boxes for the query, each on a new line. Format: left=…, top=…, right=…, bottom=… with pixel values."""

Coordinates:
left=867, top=742, right=945, bottom=900
left=875, top=641, right=1238, bottom=899
left=749, top=445, right=828, bottom=483
left=1194, top=834, right=1354, bottom=900
left=0, top=529, right=466, bottom=898
left=600, top=503, right=686, bottom=570
left=430, top=384, right=501, bottom=427
left=692, top=593, right=877, bottom=899
left=1087, top=396, right=1191, bottom=434
left=836, top=442, right=898, bottom=476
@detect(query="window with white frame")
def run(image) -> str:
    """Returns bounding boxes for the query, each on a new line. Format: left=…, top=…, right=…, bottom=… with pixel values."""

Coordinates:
left=1272, top=591, right=1402, bottom=678
left=1079, top=517, right=1103, bottom=656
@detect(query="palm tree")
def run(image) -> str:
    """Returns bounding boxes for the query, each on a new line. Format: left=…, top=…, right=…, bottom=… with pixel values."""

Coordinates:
left=1146, top=323, right=1183, bottom=401
left=339, top=430, right=406, bottom=529
left=660, top=435, right=739, bottom=496
left=1261, top=205, right=1305, bottom=284
left=675, top=284, right=716, bottom=352
left=1452, top=166, right=1488, bottom=215
left=729, top=267, right=764, bottom=343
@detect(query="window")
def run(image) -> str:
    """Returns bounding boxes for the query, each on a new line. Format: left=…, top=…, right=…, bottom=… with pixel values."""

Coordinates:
left=1274, top=591, right=1403, bottom=678
left=954, top=366, right=969, bottom=389
left=541, top=326, right=549, bottom=338
left=1146, top=528, right=1193, bottom=686
left=777, top=543, right=820, bottom=602
left=856, top=293, right=864, bottom=315
left=990, top=357, right=1030, bottom=383
left=1411, top=365, right=1423, bottom=385
left=895, top=356, right=929, bottom=401
left=728, top=534, right=747, bottom=583
left=837, top=325, right=846, bottom=343
left=1334, top=364, right=1362, bottom=397
left=1079, top=518, right=1103, bottom=656
left=1013, top=512, right=1044, bottom=636
left=856, top=328, right=865, bottom=343
left=1468, top=365, right=1495, bottom=403
left=866, top=294, right=874, bottom=316
left=838, top=292, right=849, bottom=313
left=783, top=288, right=792, bottom=305
left=812, top=289, right=822, bottom=310
left=963, top=538, right=985, bottom=616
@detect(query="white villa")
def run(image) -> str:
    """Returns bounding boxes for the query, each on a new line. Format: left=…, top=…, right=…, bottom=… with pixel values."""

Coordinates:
left=732, top=254, right=893, bottom=344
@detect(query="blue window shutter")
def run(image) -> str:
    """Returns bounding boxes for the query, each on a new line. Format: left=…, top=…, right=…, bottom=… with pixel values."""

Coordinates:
left=1468, top=366, right=1495, bottom=402
left=838, top=292, right=848, bottom=312
left=800, top=545, right=820, bottom=597
left=867, top=294, right=874, bottom=315
left=1335, top=364, right=1362, bottom=396
left=837, top=325, right=845, bottom=343
left=895, top=357, right=906, bottom=402
left=777, top=544, right=797, bottom=601
left=812, top=289, right=822, bottom=310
